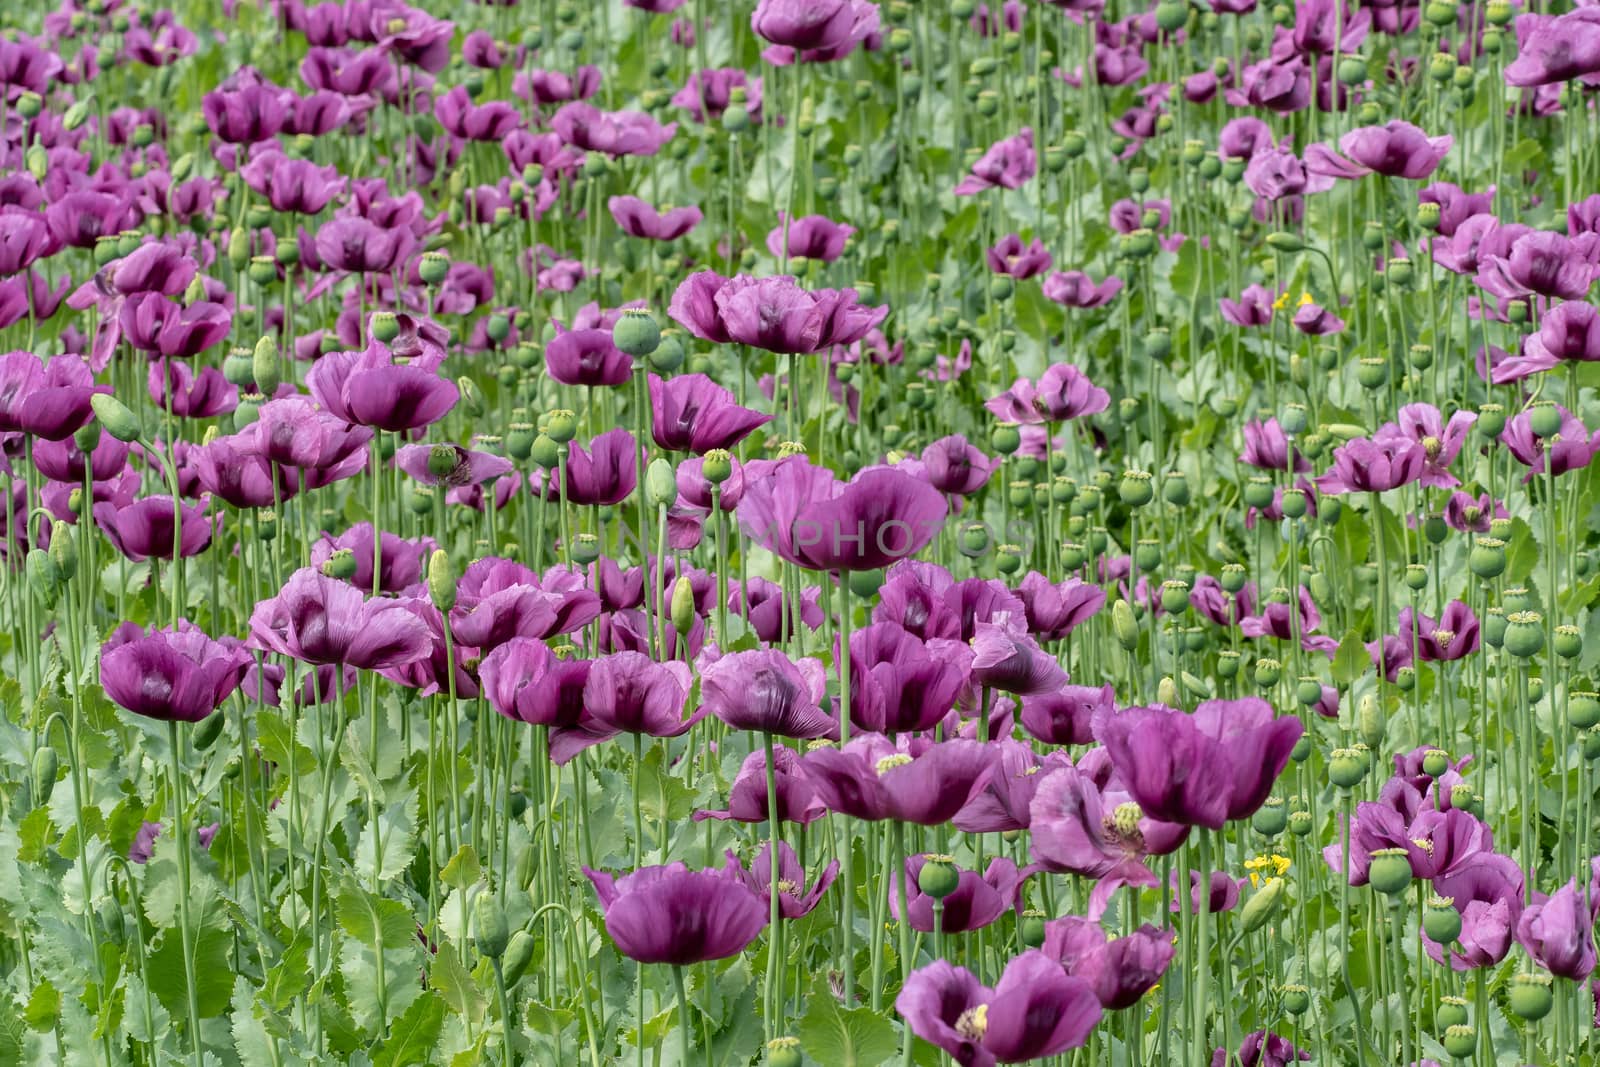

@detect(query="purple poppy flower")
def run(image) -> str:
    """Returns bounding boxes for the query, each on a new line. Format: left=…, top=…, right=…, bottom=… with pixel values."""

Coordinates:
left=1218, top=117, right=1277, bottom=159
left=895, top=951, right=1102, bottom=1067
left=649, top=373, right=772, bottom=453
left=191, top=435, right=297, bottom=509
left=1042, top=917, right=1175, bottom=1011
left=722, top=842, right=838, bottom=919
left=240, top=151, right=345, bottom=215
left=314, top=216, right=417, bottom=275
left=1029, top=760, right=1191, bottom=918
left=955, top=127, right=1036, bottom=196
left=1244, top=147, right=1334, bottom=200
left=0, top=353, right=104, bottom=440
left=1211, top=1030, right=1310, bottom=1067
left=1505, top=8, right=1600, bottom=87
left=202, top=77, right=290, bottom=143
left=1290, top=301, right=1345, bottom=335
left=480, top=637, right=592, bottom=728
left=1239, top=418, right=1309, bottom=473
left=307, top=332, right=458, bottom=433
left=551, top=102, right=677, bottom=157
left=1219, top=284, right=1277, bottom=327
left=890, top=855, right=1024, bottom=933
left=1372, top=404, right=1475, bottom=489
left=584, top=863, right=767, bottom=965
left=1422, top=852, right=1525, bottom=970
left=452, top=559, right=601, bottom=649
left=100, top=620, right=251, bottom=723
left=726, top=577, right=824, bottom=644
left=46, top=191, right=134, bottom=251
left=576, top=651, right=700, bottom=743
left=700, top=648, right=833, bottom=738
left=537, top=428, right=638, bottom=507
left=953, top=741, right=1067, bottom=833
left=1477, top=230, right=1598, bottom=302
left=1170, top=869, right=1244, bottom=914
left=1033, top=363, right=1110, bottom=422
left=0, top=206, right=52, bottom=278
left=750, top=0, right=877, bottom=51
left=1096, top=698, right=1305, bottom=830
left=737, top=455, right=946, bottom=572
left=705, top=275, right=886, bottom=354
left=767, top=213, right=854, bottom=263
left=1502, top=404, right=1600, bottom=479
left=1494, top=301, right=1600, bottom=382
left=1519, top=879, right=1598, bottom=980
left=985, top=234, right=1054, bottom=279
left=970, top=616, right=1068, bottom=696
left=1316, top=437, right=1427, bottom=494
left=1043, top=271, right=1123, bottom=309
left=105, top=243, right=197, bottom=298
left=546, top=327, right=632, bottom=388
left=1419, top=182, right=1495, bottom=238
left=1397, top=600, right=1480, bottom=662
left=94, top=496, right=217, bottom=561
left=243, top=395, right=374, bottom=476
left=802, top=734, right=995, bottom=824
left=694, top=746, right=827, bottom=825
left=1307, top=121, right=1451, bottom=181
left=148, top=360, right=236, bottom=419
left=1019, top=683, right=1113, bottom=746
left=434, top=86, right=523, bottom=142
left=608, top=196, right=703, bottom=241
left=845, top=621, right=971, bottom=734
left=673, top=68, right=762, bottom=123
left=247, top=567, right=431, bottom=669
left=120, top=295, right=232, bottom=359
left=396, top=443, right=513, bottom=489
left=1014, top=573, right=1105, bottom=643
left=310, top=523, right=434, bottom=595
left=922, top=435, right=993, bottom=496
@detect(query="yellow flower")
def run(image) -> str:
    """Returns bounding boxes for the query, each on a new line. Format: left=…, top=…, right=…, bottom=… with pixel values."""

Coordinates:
left=1297, top=291, right=1314, bottom=308
left=1271, top=291, right=1292, bottom=311
left=1245, top=854, right=1292, bottom=888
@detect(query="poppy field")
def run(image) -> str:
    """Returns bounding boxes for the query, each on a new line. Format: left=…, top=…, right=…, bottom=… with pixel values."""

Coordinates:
left=4, top=0, right=1600, bottom=1063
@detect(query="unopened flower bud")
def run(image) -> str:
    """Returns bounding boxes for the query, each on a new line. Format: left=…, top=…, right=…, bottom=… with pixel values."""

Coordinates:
left=671, top=576, right=696, bottom=635
left=1112, top=599, right=1139, bottom=651
left=91, top=393, right=142, bottom=442
left=427, top=549, right=456, bottom=610
left=1240, top=877, right=1285, bottom=932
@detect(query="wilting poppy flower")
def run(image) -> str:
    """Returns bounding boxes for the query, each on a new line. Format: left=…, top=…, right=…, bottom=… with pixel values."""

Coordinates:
left=895, top=951, right=1102, bottom=1066
left=1042, top=917, right=1175, bottom=1010
left=584, top=864, right=768, bottom=965
left=802, top=734, right=995, bottom=824
left=1096, top=698, right=1304, bottom=830
left=722, top=842, right=839, bottom=919
left=247, top=567, right=431, bottom=669
left=101, top=621, right=252, bottom=723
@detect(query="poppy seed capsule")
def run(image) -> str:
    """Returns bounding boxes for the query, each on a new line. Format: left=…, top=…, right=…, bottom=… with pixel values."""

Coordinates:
left=917, top=855, right=960, bottom=899
left=1119, top=470, right=1154, bottom=506
left=1571, top=692, right=1600, bottom=729
left=1217, top=650, right=1241, bottom=679
left=1585, top=727, right=1600, bottom=761
left=766, top=1038, right=803, bottom=1067
left=1252, top=797, right=1287, bottom=837
left=1529, top=400, right=1564, bottom=438
left=570, top=534, right=600, bottom=566
left=996, top=544, right=1023, bottom=575
left=1509, top=973, right=1553, bottom=1021
left=1503, top=611, right=1544, bottom=658
left=1329, top=748, right=1367, bottom=789
left=321, top=548, right=357, bottom=581
left=1159, top=580, right=1190, bottom=615
left=1368, top=848, right=1412, bottom=895
left=1424, top=895, right=1462, bottom=944
left=1469, top=538, right=1506, bottom=579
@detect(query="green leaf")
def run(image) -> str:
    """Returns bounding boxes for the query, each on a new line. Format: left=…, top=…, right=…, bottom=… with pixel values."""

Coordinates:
left=336, top=877, right=418, bottom=950
left=795, top=975, right=898, bottom=1067
left=257, top=710, right=315, bottom=775
left=356, top=789, right=417, bottom=884
left=0, top=994, right=27, bottom=1067
left=1504, top=516, right=1540, bottom=585
left=637, top=745, right=695, bottom=826
left=439, top=845, right=481, bottom=890
left=428, top=943, right=487, bottom=1028
left=231, top=977, right=278, bottom=1067
left=147, top=921, right=233, bottom=1019
left=1330, top=631, right=1368, bottom=687
left=372, top=991, right=445, bottom=1067
left=18, top=808, right=54, bottom=865
left=22, top=982, right=57, bottom=1033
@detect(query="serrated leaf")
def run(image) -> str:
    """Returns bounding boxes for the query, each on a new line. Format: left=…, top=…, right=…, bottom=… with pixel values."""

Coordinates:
left=18, top=808, right=54, bottom=865
left=1330, top=630, right=1368, bottom=687
left=372, top=991, right=444, bottom=1067
left=637, top=745, right=695, bottom=825
left=0, top=994, right=28, bottom=1066
left=356, top=790, right=417, bottom=884
left=336, top=877, right=418, bottom=950
left=256, top=710, right=315, bottom=776
left=1504, top=516, right=1539, bottom=585
left=439, top=845, right=481, bottom=890
left=342, top=727, right=386, bottom=804
left=147, top=922, right=233, bottom=1019
left=428, top=943, right=487, bottom=1028
left=795, top=975, right=898, bottom=1067
left=23, top=981, right=57, bottom=1033
left=231, top=977, right=277, bottom=1067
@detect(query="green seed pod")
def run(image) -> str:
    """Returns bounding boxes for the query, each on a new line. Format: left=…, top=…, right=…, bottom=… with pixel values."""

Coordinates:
left=1019, top=910, right=1046, bottom=948
left=1289, top=734, right=1312, bottom=763
left=1423, top=896, right=1462, bottom=945
left=995, top=543, right=1024, bottom=575
left=1468, top=537, right=1506, bottom=579
left=766, top=1038, right=803, bottom=1067
left=91, top=393, right=142, bottom=442
left=917, top=855, right=960, bottom=899
left=1502, top=611, right=1544, bottom=658
left=1570, top=691, right=1600, bottom=729
left=1367, top=848, right=1412, bottom=895
left=474, top=892, right=510, bottom=958
left=1220, top=563, right=1248, bottom=594
left=1294, top=677, right=1322, bottom=707
left=193, top=709, right=227, bottom=751
left=1281, top=985, right=1310, bottom=1015
left=1287, top=810, right=1313, bottom=837
left=1163, top=471, right=1190, bottom=506
left=1159, top=580, right=1190, bottom=615
left=671, top=577, right=696, bottom=636
left=1242, top=476, right=1276, bottom=510
left=544, top=410, right=578, bottom=444
left=1217, top=650, right=1241, bottom=680
left=1253, top=657, right=1282, bottom=688
left=1240, top=877, right=1285, bottom=933
left=1508, top=973, right=1553, bottom=1021
left=501, top=929, right=536, bottom=986
left=1404, top=563, right=1428, bottom=591
left=1118, top=469, right=1154, bottom=507
left=569, top=533, right=600, bottom=566
left=1112, top=599, right=1139, bottom=651
left=645, top=458, right=677, bottom=509
left=1252, top=796, right=1287, bottom=837
left=1329, top=747, right=1368, bottom=789
left=1555, top=625, right=1582, bottom=659
left=613, top=310, right=661, bottom=357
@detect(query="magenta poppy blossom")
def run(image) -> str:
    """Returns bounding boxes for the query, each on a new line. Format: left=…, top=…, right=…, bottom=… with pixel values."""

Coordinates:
left=1419, top=181, right=1495, bottom=238
left=767, top=213, right=854, bottom=263
left=953, top=741, right=1067, bottom=833
left=1211, top=1031, right=1310, bottom=1067
left=1219, top=284, right=1277, bottom=327
left=307, top=333, right=458, bottom=433
left=202, top=77, right=290, bottom=143
left=395, top=443, right=513, bottom=489
left=148, top=360, right=236, bottom=419
left=844, top=621, right=971, bottom=734
left=244, top=396, right=374, bottom=475
left=970, top=616, right=1068, bottom=696
left=1032, top=363, right=1110, bottom=422
left=239, top=151, right=345, bottom=215
left=1315, top=437, right=1427, bottom=494
left=985, top=234, right=1053, bottom=279
left=551, top=102, right=677, bottom=157
left=120, top=295, right=232, bottom=359
left=100, top=621, right=251, bottom=723
left=1014, top=572, right=1105, bottom=643
left=750, top=0, right=879, bottom=55
left=0, top=352, right=105, bottom=440
left=722, top=842, right=839, bottom=919
left=452, top=559, right=600, bottom=649
left=1239, top=418, right=1309, bottom=473
left=192, top=436, right=298, bottom=509
left=0, top=205, right=53, bottom=277
left=1290, top=301, right=1344, bottom=335
left=1307, top=121, right=1451, bottom=181
left=580, top=651, right=700, bottom=741
left=694, top=746, right=827, bottom=825
left=434, top=85, right=523, bottom=141
left=1095, top=698, right=1305, bottom=830
left=1171, top=870, right=1244, bottom=914
left=737, top=455, right=947, bottom=572
left=608, top=196, right=703, bottom=241
left=1502, top=404, right=1600, bottom=479
left=648, top=373, right=772, bottom=453
left=955, top=127, right=1036, bottom=196
left=1505, top=8, right=1600, bottom=87
left=480, top=637, right=592, bottom=728
left=1019, top=683, right=1113, bottom=746
left=896, top=951, right=1102, bottom=1067
left=538, top=428, right=638, bottom=506
left=700, top=648, right=833, bottom=738
left=890, top=855, right=1024, bottom=933
left=673, top=68, right=762, bottom=124
left=1422, top=852, right=1525, bottom=970
left=1043, top=271, right=1123, bottom=309
left=726, top=577, right=824, bottom=644
left=922, top=434, right=993, bottom=496
left=1494, top=301, right=1600, bottom=382
left=94, top=496, right=218, bottom=561
left=1519, top=879, right=1598, bottom=981
left=1042, top=917, right=1175, bottom=1011
left=584, top=864, right=767, bottom=965
left=314, top=216, right=417, bottom=275
left=310, top=524, right=435, bottom=595
left=1477, top=230, right=1598, bottom=302
left=701, top=274, right=885, bottom=355
left=802, top=734, right=995, bottom=824
left=1029, top=760, right=1191, bottom=918
left=247, top=567, right=431, bottom=669
left=546, top=327, right=632, bottom=387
